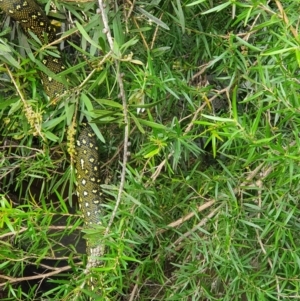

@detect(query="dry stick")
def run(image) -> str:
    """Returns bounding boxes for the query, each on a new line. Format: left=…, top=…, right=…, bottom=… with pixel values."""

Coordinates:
left=184, top=87, right=228, bottom=134
left=125, top=0, right=136, bottom=21
left=156, top=199, right=216, bottom=235
left=128, top=281, right=139, bottom=301
left=236, top=162, right=265, bottom=192
left=189, top=63, right=209, bottom=84
left=0, top=227, right=28, bottom=239
left=78, top=51, right=112, bottom=91
left=0, top=225, right=83, bottom=240
left=166, top=163, right=268, bottom=250
left=148, top=89, right=229, bottom=247
left=0, top=250, right=81, bottom=264
left=133, top=17, right=149, bottom=50
left=0, top=144, right=44, bottom=152
left=242, top=1, right=268, bottom=42
left=0, top=263, right=77, bottom=287
left=150, top=13, right=164, bottom=50
left=173, top=204, right=224, bottom=250
left=275, top=0, right=298, bottom=40
left=97, top=0, right=129, bottom=235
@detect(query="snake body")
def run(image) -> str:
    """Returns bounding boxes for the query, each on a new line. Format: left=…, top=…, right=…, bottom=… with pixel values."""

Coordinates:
left=0, top=0, right=102, bottom=258
left=0, top=0, right=65, bottom=98
left=75, top=125, right=102, bottom=227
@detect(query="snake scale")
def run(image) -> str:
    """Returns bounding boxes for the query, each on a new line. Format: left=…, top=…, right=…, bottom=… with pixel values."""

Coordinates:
left=0, top=0, right=103, bottom=291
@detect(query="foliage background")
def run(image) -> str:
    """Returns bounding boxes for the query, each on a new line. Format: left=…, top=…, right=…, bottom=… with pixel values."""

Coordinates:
left=0, top=0, right=300, bottom=300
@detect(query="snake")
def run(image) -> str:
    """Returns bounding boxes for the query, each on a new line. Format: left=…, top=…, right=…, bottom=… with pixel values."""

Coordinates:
left=0, top=0, right=103, bottom=292
left=75, top=124, right=102, bottom=227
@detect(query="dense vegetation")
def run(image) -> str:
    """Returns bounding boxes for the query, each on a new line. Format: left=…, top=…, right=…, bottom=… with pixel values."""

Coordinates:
left=1, top=0, right=300, bottom=300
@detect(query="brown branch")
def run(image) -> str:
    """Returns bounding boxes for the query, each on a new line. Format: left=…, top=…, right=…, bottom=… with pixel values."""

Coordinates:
left=173, top=204, right=224, bottom=251
left=0, top=263, right=80, bottom=287
left=97, top=0, right=129, bottom=236
left=275, top=0, right=298, bottom=40
left=156, top=199, right=215, bottom=235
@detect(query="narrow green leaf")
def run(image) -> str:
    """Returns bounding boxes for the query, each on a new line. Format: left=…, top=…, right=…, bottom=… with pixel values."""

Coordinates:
left=43, top=115, right=66, bottom=130
left=239, top=219, right=263, bottom=231
left=75, top=21, right=102, bottom=51
left=212, top=134, right=216, bottom=158
left=201, top=2, right=231, bottom=15
left=129, top=112, right=145, bottom=134
left=120, top=38, right=139, bottom=52
left=250, top=106, right=262, bottom=135
left=235, top=36, right=261, bottom=52
left=136, top=7, right=170, bottom=30
left=262, top=47, right=296, bottom=56
left=1, top=53, right=21, bottom=69
left=201, top=114, right=236, bottom=123
left=137, top=118, right=167, bottom=130
left=144, top=148, right=160, bottom=158
left=44, top=131, right=59, bottom=142
left=113, top=9, right=124, bottom=46
left=172, top=0, right=185, bottom=34
left=55, top=190, right=68, bottom=214
left=253, top=134, right=281, bottom=145
left=97, top=99, right=123, bottom=109
left=232, top=85, right=238, bottom=121
left=186, top=0, right=206, bottom=6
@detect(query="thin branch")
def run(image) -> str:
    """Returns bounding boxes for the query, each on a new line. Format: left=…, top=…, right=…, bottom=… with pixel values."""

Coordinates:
left=78, top=50, right=112, bottom=90
left=97, top=0, right=129, bottom=235
left=275, top=0, right=298, bottom=40
left=156, top=199, right=215, bottom=235
left=173, top=204, right=224, bottom=250
left=0, top=263, right=78, bottom=287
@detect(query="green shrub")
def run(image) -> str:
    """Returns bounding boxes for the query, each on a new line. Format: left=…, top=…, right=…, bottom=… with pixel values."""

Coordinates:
left=1, top=0, right=300, bottom=300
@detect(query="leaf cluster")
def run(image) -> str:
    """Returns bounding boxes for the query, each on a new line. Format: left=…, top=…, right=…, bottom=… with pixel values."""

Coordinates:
left=1, top=0, right=300, bottom=300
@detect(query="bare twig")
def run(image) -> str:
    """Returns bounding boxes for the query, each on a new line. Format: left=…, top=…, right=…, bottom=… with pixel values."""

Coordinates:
left=125, top=0, right=136, bottom=22
left=78, top=50, right=112, bottom=90
left=275, top=0, right=298, bottom=40
left=173, top=204, right=224, bottom=250
left=160, top=163, right=273, bottom=251
left=128, top=281, right=139, bottom=301
left=156, top=199, right=215, bottom=235
left=150, top=13, right=164, bottom=50
left=97, top=0, right=129, bottom=235
left=0, top=263, right=78, bottom=287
